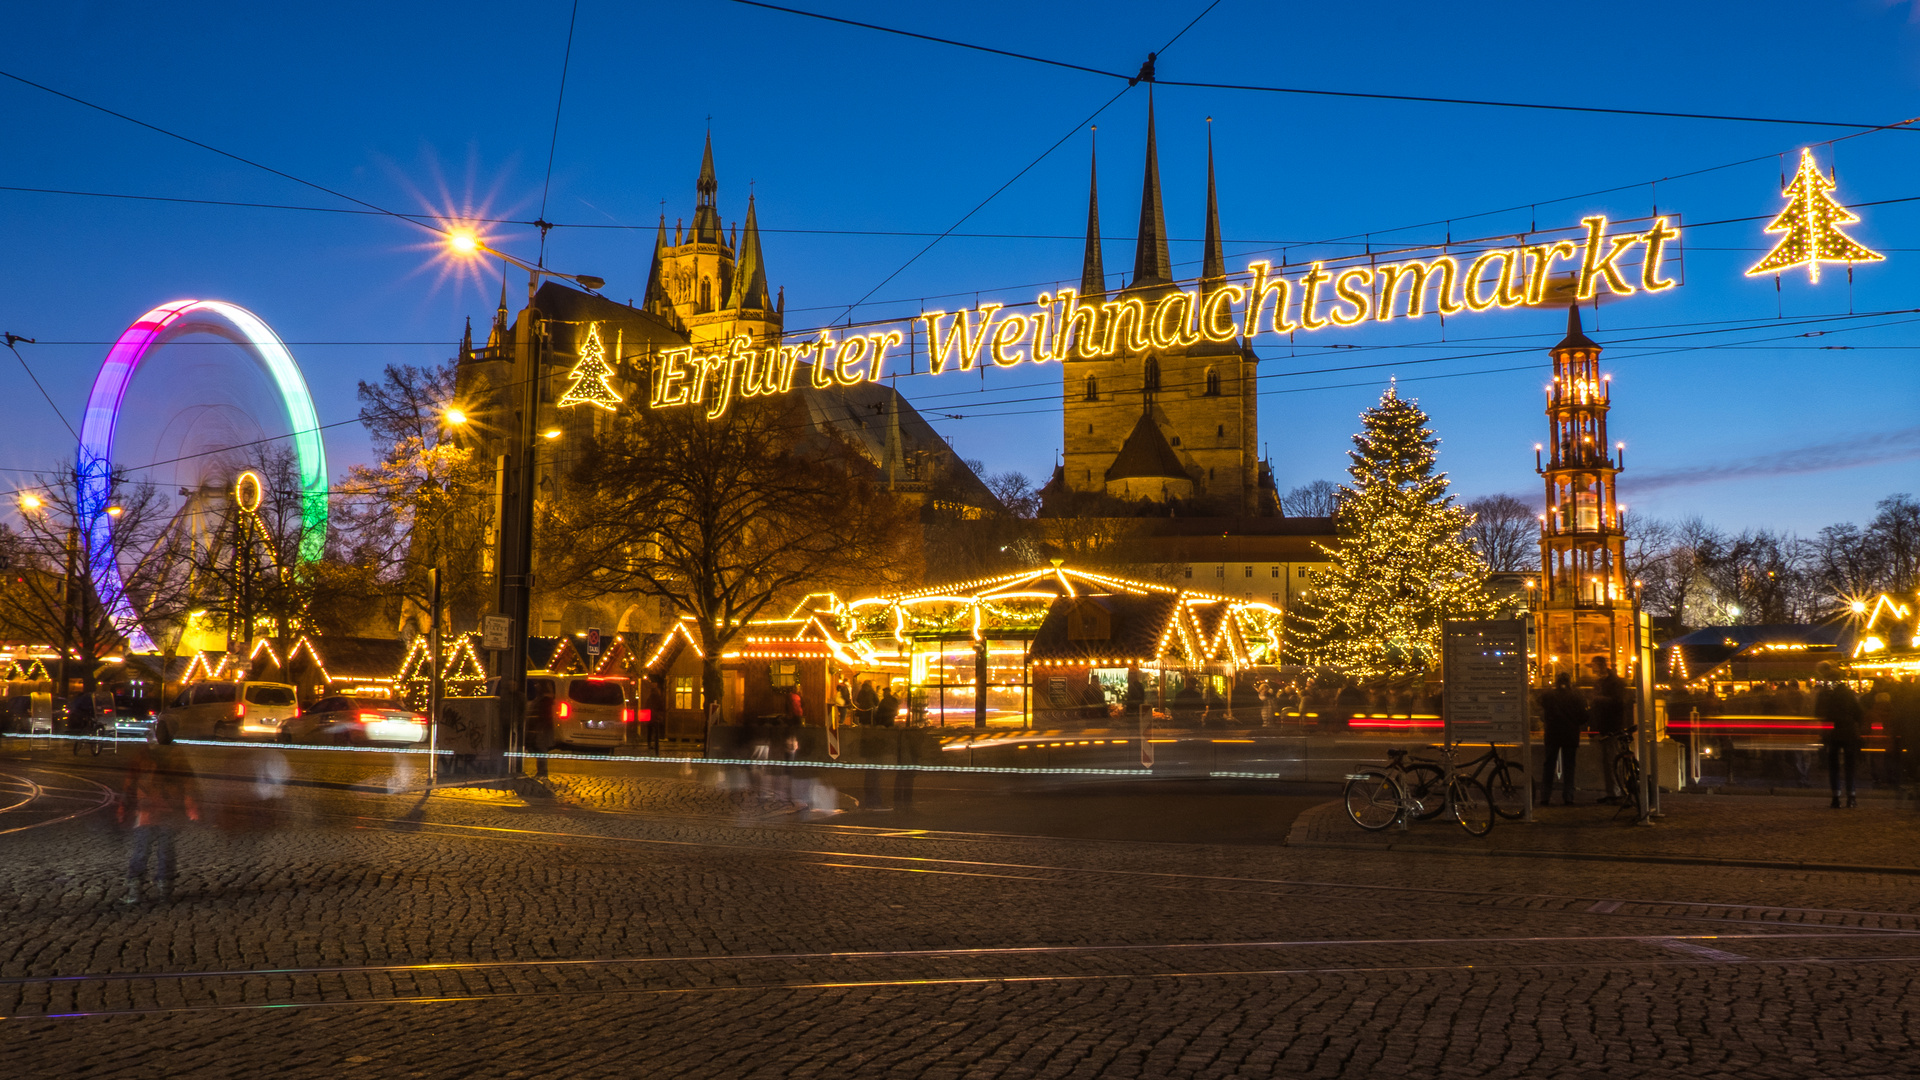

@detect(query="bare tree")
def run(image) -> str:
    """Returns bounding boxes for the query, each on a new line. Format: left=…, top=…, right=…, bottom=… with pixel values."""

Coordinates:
left=545, top=398, right=919, bottom=711
left=1280, top=479, right=1339, bottom=518
left=1867, top=493, right=1920, bottom=595
left=1462, top=494, right=1539, bottom=571
left=330, top=362, right=493, bottom=638
left=0, top=460, right=193, bottom=693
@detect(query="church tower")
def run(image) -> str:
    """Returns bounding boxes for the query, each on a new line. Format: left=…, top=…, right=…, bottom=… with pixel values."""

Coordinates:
left=1058, top=105, right=1263, bottom=515
left=651, top=133, right=782, bottom=348
left=1533, top=305, right=1634, bottom=684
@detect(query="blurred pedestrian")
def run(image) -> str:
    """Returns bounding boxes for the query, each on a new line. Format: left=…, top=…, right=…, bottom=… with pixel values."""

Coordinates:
left=876, top=684, right=900, bottom=728
left=118, top=721, right=198, bottom=905
left=855, top=679, right=878, bottom=727
left=832, top=676, right=851, bottom=728
left=1539, top=673, right=1588, bottom=806
left=526, top=686, right=555, bottom=778
left=1816, top=662, right=1865, bottom=808
left=1588, top=659, right=1629, bottom=804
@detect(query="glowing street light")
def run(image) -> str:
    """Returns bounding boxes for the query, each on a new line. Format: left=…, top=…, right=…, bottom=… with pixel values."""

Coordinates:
left=541, top=429, right=562, bottom=440
left=447, top=229, right=480, bottom=256
left=18, top=492, right=43, bottom=511
left=445, top=408, right=468, bottom=426
left=105, top=505, right=123, bottom=518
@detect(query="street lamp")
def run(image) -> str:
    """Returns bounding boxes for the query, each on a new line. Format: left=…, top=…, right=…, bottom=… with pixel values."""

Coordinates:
left=443, top=227, right=606, bottom=754
left=444, top=408, right=468, bottom=426
left=18, top=492, right=43, bottom=511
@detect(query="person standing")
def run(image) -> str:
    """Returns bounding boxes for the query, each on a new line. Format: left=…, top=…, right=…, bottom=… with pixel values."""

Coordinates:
left=1588, top=659, right=1629, bottom=804
left=832, top=676, right=851, bottom=729
left=526, top=686, right=555, bottom=778
left=855, top=679, right=878, bottom=727
left=1538, top=673, right=1589, bottom=806
left=1815, top=662, right=1865, bottom=808
left=876, top=684, right=900, bottom=728
left=119, top=722, right=198, bottom=905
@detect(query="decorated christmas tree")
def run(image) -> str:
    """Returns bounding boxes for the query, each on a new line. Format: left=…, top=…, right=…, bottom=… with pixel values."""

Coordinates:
left=557, top=322, right=623, bottom=410
left=1747, top=148, right=1883, bottom=284
left=1288, top=385, right=1491, bottom=678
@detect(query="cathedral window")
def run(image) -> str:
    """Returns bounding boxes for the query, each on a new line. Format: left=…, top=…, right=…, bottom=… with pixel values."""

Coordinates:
left=1204, top=368, right=1221, bottom=396
left=1084, top=375, right=1098, bottom=400
left=700, top=277, right=712, bottom=310
left=1217, top=424, right=1225, bottom=437
left=1143, top=357, right=1160, bottom=395
left=1169, top=435, right=1180, bottom=447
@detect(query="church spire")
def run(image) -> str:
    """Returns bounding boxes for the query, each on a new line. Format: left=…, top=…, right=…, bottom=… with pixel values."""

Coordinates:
left=642, top=213, right=676, bottom=324
left=1131, top=90, right=1172, bottom=290
left=487, top=278, right=509, bottom=347
left=728, top=194, right=771, bottom=311
left=692, top=131, right=722, bottom=244
left=1200, top=118, right=1225, bottom=294
left=1080, top=129, right=1105, bottom=303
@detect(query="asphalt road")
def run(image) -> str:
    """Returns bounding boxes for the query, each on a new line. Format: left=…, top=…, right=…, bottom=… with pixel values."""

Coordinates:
left=3, top=741, right=1918, bottom=1079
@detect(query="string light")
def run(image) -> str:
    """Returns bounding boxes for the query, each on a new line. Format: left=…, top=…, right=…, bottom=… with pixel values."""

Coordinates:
left=557, top=322, right=623, bottom=411
left=1747, top=148, right=1885, bottom=284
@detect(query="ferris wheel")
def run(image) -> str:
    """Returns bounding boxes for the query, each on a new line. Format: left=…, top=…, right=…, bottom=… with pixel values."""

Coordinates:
left=78, top=300, right=327, bottom=652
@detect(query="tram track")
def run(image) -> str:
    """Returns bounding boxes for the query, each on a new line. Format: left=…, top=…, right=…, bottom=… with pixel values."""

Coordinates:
left=0, top=767, right=117, bottom=836
left=8, top=940, right=1920, bottom=1022
left=328, top=809, right=1920, bottom=936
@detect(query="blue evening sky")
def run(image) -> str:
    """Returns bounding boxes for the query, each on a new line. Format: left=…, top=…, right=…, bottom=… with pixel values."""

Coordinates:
left=3, top=0, right=1918, bottom=537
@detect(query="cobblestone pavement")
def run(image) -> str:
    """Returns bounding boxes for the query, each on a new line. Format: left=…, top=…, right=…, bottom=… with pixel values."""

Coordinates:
left=4, top=742, right=1920, bottom=1079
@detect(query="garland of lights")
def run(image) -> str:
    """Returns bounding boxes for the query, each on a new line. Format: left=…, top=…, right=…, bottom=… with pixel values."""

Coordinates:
left=1747, top=149, right=1884, bottom=284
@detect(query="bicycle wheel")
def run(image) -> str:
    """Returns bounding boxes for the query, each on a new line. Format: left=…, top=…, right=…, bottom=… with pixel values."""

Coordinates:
left=1449, top=775, right=1496, bottom=836
left=1614, top=754, right=1645, bottom=816
left=1404, top=762, right=1448, bottom=820
left=1343, top=770, right=1403, bottom=831
left=1485, top=760, right=1527, bottom=820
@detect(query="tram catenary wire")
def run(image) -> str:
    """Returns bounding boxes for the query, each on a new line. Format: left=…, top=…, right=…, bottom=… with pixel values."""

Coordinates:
left=720, top=0, right=1920, bottom=136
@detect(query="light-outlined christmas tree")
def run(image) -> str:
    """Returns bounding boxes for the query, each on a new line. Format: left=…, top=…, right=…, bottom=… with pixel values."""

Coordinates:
left=1747, top=148, right=1884, bottom=284
left=1285, top=384, right=1491, bottom=678
left=557, top=322, right=623, bottom=410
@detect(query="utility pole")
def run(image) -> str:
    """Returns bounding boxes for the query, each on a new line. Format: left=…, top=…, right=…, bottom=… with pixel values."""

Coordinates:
left=428, top=566, right=442, bottom=786
left=494, top=292, right=542, bottom=694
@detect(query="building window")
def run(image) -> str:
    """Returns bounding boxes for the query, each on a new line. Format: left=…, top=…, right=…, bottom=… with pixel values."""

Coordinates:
left=1244, top=566, right=1253, bottom=578
left=1298, top=567, right=1312, bottom=578
left=1216, top=566, right=1225, bottom=578
left=1270, top=566, right=1279, bottom=577
left=1205, top=368, right=1221, bottom=396
left=1087, top=423, right=1094, bottom=434
left=672, top=676, right=697, bottom=710
left=1184, top=567, right=1193, bottom=578
left=700, top=278, right=712, bottom=310
left=1084, top=375, right=1098, bottom=400
left=1271, top=592, right=1280, bottom=603
left=771, top=661, right=798, bottom=690
left=1217, top=424, right=1225, bottom=437
left=1143, top=357, right=1160, bottom=395
left=1170, top=435, right=1181, bottom=447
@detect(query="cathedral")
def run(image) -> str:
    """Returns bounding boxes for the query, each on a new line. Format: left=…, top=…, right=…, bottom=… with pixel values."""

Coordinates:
left=1048, top=102, right=1275, bottom=518
left=454, top=134, right=995, bottom=640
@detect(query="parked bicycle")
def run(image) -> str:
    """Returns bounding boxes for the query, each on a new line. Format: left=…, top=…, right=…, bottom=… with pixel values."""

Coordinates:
left=1608, top=723, right=1645, bottom=816
left=1453, top=742, right=1527, bottom=820
left=1345, top=746, right=1496, bottom=836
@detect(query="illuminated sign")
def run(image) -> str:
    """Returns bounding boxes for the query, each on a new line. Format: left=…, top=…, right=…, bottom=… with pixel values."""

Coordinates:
left=650, top=215, right=1676, bottom=416
left=1747, top=148, right=1883, bottom=284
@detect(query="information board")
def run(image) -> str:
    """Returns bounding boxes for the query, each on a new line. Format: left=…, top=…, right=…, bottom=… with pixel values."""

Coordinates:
left=1442, top=618, right=1529, bottom=744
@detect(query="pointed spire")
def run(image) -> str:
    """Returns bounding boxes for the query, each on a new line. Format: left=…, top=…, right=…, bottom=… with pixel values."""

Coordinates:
left=1556, top=302, right=1597, bottom=352
left=487, top=279, right=509, bottom=347
left=1200, top=118, right=1225, bottom=293
left=696, top=130, right=717, bottom=208
left=1080, top=129, right=1105, bottom=302
left=461, top=316, right=472, bottom=359
left=728, top=195, right=772, bottom=312
left=643, top=214, right=675, bottom=323
left=1131, top=90, right=1173, bottom=290
left=692, top=134, right=722, bottom=244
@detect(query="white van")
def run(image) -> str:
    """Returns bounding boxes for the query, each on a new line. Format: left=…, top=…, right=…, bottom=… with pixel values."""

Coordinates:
left=524, top=675, right=631, bottom=750
left=162, top=681, right=301, bottom=740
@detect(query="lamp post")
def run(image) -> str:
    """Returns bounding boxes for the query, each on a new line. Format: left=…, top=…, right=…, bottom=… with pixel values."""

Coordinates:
left=444, top=231, right=603, bottom=700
